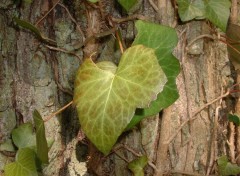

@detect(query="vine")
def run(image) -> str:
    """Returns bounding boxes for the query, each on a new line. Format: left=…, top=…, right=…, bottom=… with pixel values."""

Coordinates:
left=2, top=0, right=240, bottom=175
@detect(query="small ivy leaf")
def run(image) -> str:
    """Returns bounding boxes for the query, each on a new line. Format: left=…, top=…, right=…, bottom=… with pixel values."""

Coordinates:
left=13, top=17, right=55, bottom=45
left=87, top=0, right=99, bottom=3
left=74, top=45, right=167, bottom=154
left=4, top=148, right=38, bottom=176
left=228, top=114, right=240, bottom=126
left=128, top=155, right=148, bottom=176
left=204, top=0, right=231, bottom=32
left=0, top=139, right=16, bottom=152
left=12, top=123, right=36, bottom=149
left=126, top=20, right=179, bottom=130
left=218, top=155, right=240, bottom=176
left=118, top=0, right=138, bottom=12
left=177, top=0, right=205, bottom=21
left=33, top=110, right=49, bottom=164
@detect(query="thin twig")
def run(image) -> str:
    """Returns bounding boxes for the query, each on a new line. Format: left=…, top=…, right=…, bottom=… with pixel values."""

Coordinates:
left=44, top=101, right=73, bottom=122
left=119, top=144, right=158, bottom=172
left=45, top=45, right=82, bottom=61
left=114, top=152, right=129, bottom=163
left=148, top=0, right=159, bottom=12
left=166, top=90, right=230, bottom=144
left=35, top=0, right=60, bottom=25
left=186, top=34, right=215, bottom=50
left=57, top=3, right=85, bottom=41
left=116, top=31, right=124, bottom=54
left=170, top=170, right=203, bottom=176
left=111, top=14, right=149, bottom=23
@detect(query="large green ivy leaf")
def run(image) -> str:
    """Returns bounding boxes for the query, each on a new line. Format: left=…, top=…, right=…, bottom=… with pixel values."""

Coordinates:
left=74, top=45, right=167, bottom=154
left=128, top=156, right=148, bottom=176
left=204, top=0, right=231, bottom=32
left=12, top=123, right=36, bottom=149
left=33, top=110, right=49, bottom=164
left=218, top=155, right=240, bottom=176
left=126, top=20, right=179, bottom=130
left=4, top=148, right=38, bottom=176
left=118, top=0, right=138, bottom=12
left=177, top=0, right=231, bottom=32
left=177, top=0, right=205, bottom=21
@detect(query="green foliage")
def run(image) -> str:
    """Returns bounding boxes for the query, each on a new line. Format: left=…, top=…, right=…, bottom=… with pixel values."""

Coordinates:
left=33, top=110, right=49, bottom=164
left=4, top=110, right=50, bottom=175
left=126, top=20, right=179, bottom=130
left=128, top=156, right=148, bottom=176
left=87, top=0, right=99, bottom=3
left=12, top=123, right=36, bottom=149
left=13, top=17, right=55, bottom=45
left=4, top=148, right=38, bottom=176
left=74, top=45, right=167, bottom=154
left=177, top=0, right=231, bottom=32
left=118, top=0, right=138, bottom=12
left=228, top=114, right=240, bottom=126
left=218, top=155, right=240, bottom=176
left=177, top=0, right=205, bottom=21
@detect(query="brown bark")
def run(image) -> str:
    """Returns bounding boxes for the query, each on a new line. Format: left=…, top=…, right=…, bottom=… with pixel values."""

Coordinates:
left=0, top=0, right=235, bottom=175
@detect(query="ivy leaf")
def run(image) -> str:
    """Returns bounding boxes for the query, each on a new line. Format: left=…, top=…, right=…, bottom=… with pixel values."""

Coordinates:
left=126, top=20, right=179, bottom=130
left=33, top=110, right=49, bottom=164
left=128, top=156, right=148, bottom=176
left=218, top=155, right=240, bottom=176
left=118, top=0, right=138, bottom=12
left=177, top=0, right=205, bottom=21
left=228, top=114, right=240, bottom=126
left=13, top=17, right=55, bottom=45
left=204, top=0, right=231, bottom=32
left=87, top=0, right=99, bottom=3
left=177, top=0, right=231, bottom=32
left=12, top=123, right=36, bottom=149
left=4, top=148, right=38, bottom=176
left=74, top=45, right=167, bottom=154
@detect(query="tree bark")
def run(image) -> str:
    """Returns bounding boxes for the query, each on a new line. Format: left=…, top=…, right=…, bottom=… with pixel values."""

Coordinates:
left=0, top=0, right=234, bottom=175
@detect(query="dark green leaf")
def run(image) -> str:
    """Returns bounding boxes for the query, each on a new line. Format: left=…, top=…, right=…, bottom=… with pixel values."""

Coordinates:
left=128, top=156, right=148, bottom=176
left=4, top=148, right=38, bottom=176
left=126, top=20, right=179, bottom=130
left=118, top=0, right=138, bottom=11
left=87, top=0, right=99, bottom=3
left=204, top=0, right=231, bottom=32
left=33, top=110, right=49, bottom=164
left=74, top=45, right=167, bottom=154
left=177, top=0, right=205, bottom=21
left=218, top=155, right=240, bottom=176
left=13, top=17, right=55, bottom=45
left=12, top=123, right=36, bottom=149
left=228, top=114, right=240, bottom=126
left=177, top=0, right=231, bottom=32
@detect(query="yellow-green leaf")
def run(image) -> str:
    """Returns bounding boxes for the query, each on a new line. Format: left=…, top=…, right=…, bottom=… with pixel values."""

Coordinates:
left=74, top=45, right=167, bottom=154
left=4, top=148, right=38, bottom=176
left=128, top=156, right=148, bottom=176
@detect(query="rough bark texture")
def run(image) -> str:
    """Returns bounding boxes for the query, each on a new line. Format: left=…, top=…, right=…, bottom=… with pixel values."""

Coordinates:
left=0, top=0, right=235, bottom=176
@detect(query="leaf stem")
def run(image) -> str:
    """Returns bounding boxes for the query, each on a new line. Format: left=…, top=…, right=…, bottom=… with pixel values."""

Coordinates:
left=44, top=101, right=73, bottom=122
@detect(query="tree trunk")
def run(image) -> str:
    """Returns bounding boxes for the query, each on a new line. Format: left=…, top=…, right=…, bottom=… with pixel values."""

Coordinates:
left=0, top=0, right=234, bottom=175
